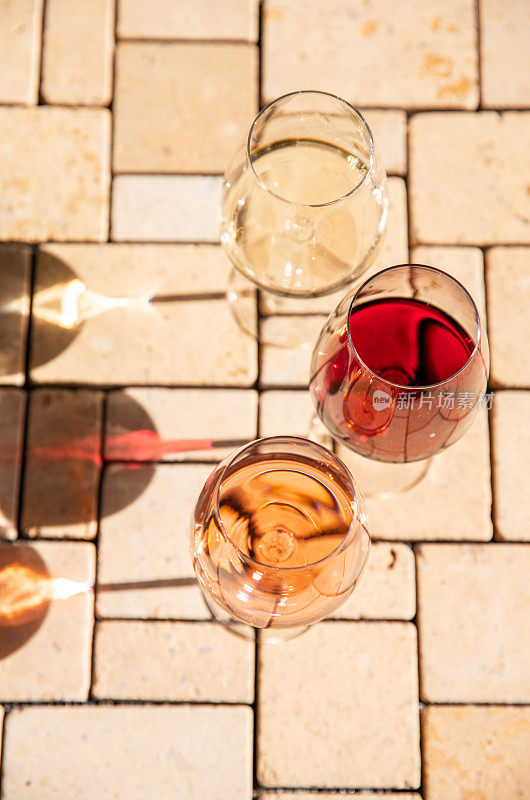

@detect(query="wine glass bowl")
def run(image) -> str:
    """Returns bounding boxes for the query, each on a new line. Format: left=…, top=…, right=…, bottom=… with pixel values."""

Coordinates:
left=190, top=436, right=370, bottom=639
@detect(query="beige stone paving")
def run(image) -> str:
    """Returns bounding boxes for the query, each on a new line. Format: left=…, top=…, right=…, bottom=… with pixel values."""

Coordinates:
left=486, top=247, right=530, bottom=387
left=417, top=544, right=530, bottom=702
left=0, top=245, right=31, bottom=386
left=259, top=389, right=315, bottom=438
left=0, top=0, right=43, bottom=103
left=93, top=620, right=254, bottom=702
left=2, top=705, right=253, bottom=800
left=362, top=109, right=408, bottom=176
left=117, top=0, right=260, bottom=41
left=0, top=541, right=95, bottom=701
left=480, top=0, right=530, bottom=109
left=411, top=246, right=486, bottom=320
left=409, top=112, right=530, bottom=245
left=258, top=622, right=420, bottom=788
left=0, top=390, right=25, bottom=540
left=422, top=706, right=530, bottom=800
left=262, top=0, right=478, bottom=109
left=0, top=108, right=110, bottom=243
left=41, top=0, right=115, bottom=105
left=491, top=392, right=530, bottom=541
left=21, top=389, right=103, bottom=539
left=114, top=42, right=258, bottom=172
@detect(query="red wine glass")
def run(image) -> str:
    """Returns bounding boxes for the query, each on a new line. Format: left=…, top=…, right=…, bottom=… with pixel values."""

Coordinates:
left=309, top=264, right=489, bottom=495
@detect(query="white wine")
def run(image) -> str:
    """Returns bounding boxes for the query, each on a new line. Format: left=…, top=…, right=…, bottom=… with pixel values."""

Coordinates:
left=221, top=137, right=387, bottom=296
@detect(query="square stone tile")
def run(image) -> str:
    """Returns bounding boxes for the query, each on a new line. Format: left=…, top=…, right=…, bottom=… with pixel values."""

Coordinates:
left=422, top=706, right=530, bottom=800
left=411, top=246, right=486, bottom=320
left=259, top=317, right=323, bottom=388
left=263, top=0, right=478, bottom=109
left=362, top=109, right=407, bottom=176
left=2, top=705, right=253, bottom=800
left=111, top=175, right=223, bottom=242
left=31, top=245, right=257, bottom=386
left=364, top=410, right=492, bottom=541
left=106, top=388, right=257, bottom=463
left=0, top=245, right=32, bottom=386
left=114, top=42, right=257, bottom=172
left=97, top=464, right=212, bottom=619
left=0, top=541, right=95, bottom=702
left=21, top=389, right=103, bottom=539
left=0, top=0, right=43, bottom=103
left=93, top=621, right=254, bottom=702
left=258, top=621, right=420, bottom=788
left=409, top=112, right=530, bottom=245
left=486, top=247, right=530, bottom=387
left=417, top=543, right=530, bottom=702
left=0, top=108, right=110, bottom=243
left=491, top=392, right=530, bottom=541
left=480, top=0, right=530, bottom=108
left=117, top=0, right=259, bottom=40
left=0, top=390, right=25, bottom=540
left=259, top=390, right=315, bottom=438
left=41, top=0, right=115, bottom=104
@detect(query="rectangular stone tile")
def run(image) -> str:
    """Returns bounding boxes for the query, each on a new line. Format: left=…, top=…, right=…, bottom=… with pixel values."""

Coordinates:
left=93, top=621, right=254, bottom=702
left=417, top=544, right=530, bottom=702
left=480, top=0, right=530, bottom=108
left=491, top=392, right=530, bottom=541
left=97, top=464, right=212, bottom=619
left=422, top=706, right=530, bottom=800
left=263, top=0, right=478, bottom=109
left=0, top=108, right=110, bottom=243
left=21, top=389, right=103, bottom=539
left=329, top=542, right=416, bottom=620
left=258, top=622, right=420, bottom=788
left=118, top=0, right=259, bottom=41
left=486, top=247, right=530, bottom=387
left=0, top=0, right=43, bottom=103
left=31, top=247, right=257, bottom=386
left=0, top=390, right=25, bottom=540
left=41, top=0, right=115, bottom=105
left=0, top=245, right=32, bottom=386
left=363, top=411, right=492, bottom=541
left=106, top=388, right=257, bottom=463
left=114, top=42, right=257, bottom=172
left=362, top=109, right=407, bottom=176
left=2, top=705, right=253, bottom=800
left=409, top=112, right=530, bottom=245
left=0, top=541, right=95, bottom=701
left=411, top=246, right=486, bottom=320
left=259, top=390, right=315, bottom=438
left=111, top=175, right=223, bottom=242
left=259, top=317, right=323, bottom=388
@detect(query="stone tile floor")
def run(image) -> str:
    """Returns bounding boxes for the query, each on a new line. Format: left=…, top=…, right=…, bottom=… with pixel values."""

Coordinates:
left=0, top=1, right=529, bottom=798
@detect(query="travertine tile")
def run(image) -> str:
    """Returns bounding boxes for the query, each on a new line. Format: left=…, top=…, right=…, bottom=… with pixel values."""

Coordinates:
left=97, top=464, right=212, bottom=619
left=21, top=389, right=103, bottom=539
left=111, top=175, right=223, bottom=242
left=106, top=388, right=257, bottom=463
left=486, top=247, right=530, bottom=387
left=41, top=0, right=115, bottom=105
left=411, top=246, right=486, bottom=320
left=365, top=411, right=492, bottom=541
left=31, top=246, right=257, bottom=386
left=480, top=0, right=530, bottom=108
left=258, top=622, right=420, bottom=788
left=0, top=245, right=31, bottom=386
left=0, top=0, right=43, bottom=103
left=259, top=390, right=315, bottom=437
left=362, top=109, right=407, bottom=176
left=263, top=0, right=478, bottom=109
left=259, top=317, right=323, bottom=388
left=0, top=541, right=95, bottom=702
left=114, top=42, right=257, bottom=172
left=329, top=542, right=416, bottom=620
left=93, top=621, right=254, bottom=702
left=0, top=390, right=25, bottom=540
left=417, top=544, right=530, bottom=702
left=2, top=705, right=253, bottom=800
left=491, top=392, right=530, bottom=541
left=118, top=0, right=259, bottom=40
left=409, top=112, right=530, bottom=245
left=0, top=108, right=110, bottom=243
left=422, top=706, right=530, bottom=800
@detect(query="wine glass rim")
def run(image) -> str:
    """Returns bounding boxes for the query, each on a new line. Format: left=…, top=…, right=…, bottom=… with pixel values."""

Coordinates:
left=346, top=263, right=483, bottom=391
left=246, top=90, right=375, bottom=208
left=213, top=434, right=364, bottom=572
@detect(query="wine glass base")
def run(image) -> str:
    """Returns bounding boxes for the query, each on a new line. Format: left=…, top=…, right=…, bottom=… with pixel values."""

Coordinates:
left=202, top=592, right=310, bottom=644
